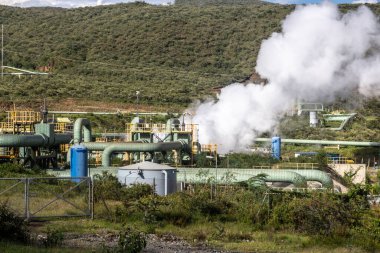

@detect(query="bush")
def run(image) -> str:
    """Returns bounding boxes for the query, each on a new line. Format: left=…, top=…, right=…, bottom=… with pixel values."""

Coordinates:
left=94, top=172, right=124, bottom=202
left=41, top=227, right=64, bottom=248
left=0, top=163, right=45, bottom=178
left=159, top=193, right=193, bottom=226
left=103, top=227, right=146, bottom=253
left=116, top=227, right=146, bottom=253
left=0, top=203, right=30, bottom=243
left=270, top=192, right=361, bottom=236
left=94, top=172, right=154, bottom=203
left=124, top=183, right=154, bottom=202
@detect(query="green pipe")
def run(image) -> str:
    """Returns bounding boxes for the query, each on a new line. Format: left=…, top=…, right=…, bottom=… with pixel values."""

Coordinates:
left=81, top=142, right=114, bottom=151
left=0, top=133, right=72, bottom=147
left=256, top=138, right=380, bottom=147
left=177, top=168, right=307, bottom=188
left=287, top=169, right=333, bottom=188
left=73, top=118, right=92, bottom=144
left=102, top=141, right=187, bottom=167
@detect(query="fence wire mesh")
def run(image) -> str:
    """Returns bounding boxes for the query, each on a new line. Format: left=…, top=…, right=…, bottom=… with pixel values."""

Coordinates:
left=0, top=177, right=93, bottom=220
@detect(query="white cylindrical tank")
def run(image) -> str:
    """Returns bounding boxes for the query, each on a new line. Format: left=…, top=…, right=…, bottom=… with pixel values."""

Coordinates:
left=309, top=111, right=318, bottom=127
left=117, top=161, right=177, bottom=196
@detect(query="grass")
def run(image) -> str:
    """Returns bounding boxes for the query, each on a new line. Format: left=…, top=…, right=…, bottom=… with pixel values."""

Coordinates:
left=21, top=219, right=360, bottom=252
left=0, top=182, right=91, bottom=218
left=1, top=166, right=379, bottom=252
left=0, top=208, right=377, bottom=252
left=0, top=241, right=97, bottom=253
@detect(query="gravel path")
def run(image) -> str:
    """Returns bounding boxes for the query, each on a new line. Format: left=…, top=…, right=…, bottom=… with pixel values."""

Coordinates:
left=43, top=232, right=237, bottom=253
left=143, top=234, right=233, bottom=253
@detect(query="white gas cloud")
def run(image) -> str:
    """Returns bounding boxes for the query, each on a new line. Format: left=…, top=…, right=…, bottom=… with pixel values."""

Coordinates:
left=192, top=2, right=380, bottom=153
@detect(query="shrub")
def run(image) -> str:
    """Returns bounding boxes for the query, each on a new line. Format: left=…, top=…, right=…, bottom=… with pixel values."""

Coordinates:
left=123, top=183, right=154, bottom=202
left=270, top=192, right=360, bottom=236
left=0, top=203, right=30, bottom=243
left=0, top=163, right=44, bottom=177
left=159, top=195, right=193, bottom=226
left=116, top=227, right=146, bottom=253
left=41, top=227, right=64, bottom=247
left=135, top=195, right=167, bottom=224
left=352, top=214, right=380, bottom=251
left=103, top=227, right=146, bottom=253
left=93, top=172, right=124, bottom=202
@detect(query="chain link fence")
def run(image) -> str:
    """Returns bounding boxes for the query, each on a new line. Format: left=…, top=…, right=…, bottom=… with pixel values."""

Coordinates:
left=0, top=177, right=93, bottom=220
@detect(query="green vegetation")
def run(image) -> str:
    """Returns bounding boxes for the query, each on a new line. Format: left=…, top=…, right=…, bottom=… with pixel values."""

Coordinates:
left=0, top=2, right=379, bottom=252
left=93, top=173, right=380, bottom=252
left=175, top=0, right=267, bottom=5
left=0, top=203, right=30, bottom=243
left=0, top=2, right=294, bottom=109
left=4, top=3, right=377, bottom=110
left=0, top=163, right=46, bottom=177
left=0, top=163, right=379, bottom=252
left=0, top=3, right=378, bottom=110
left=276, top=98, right=380, bottom=156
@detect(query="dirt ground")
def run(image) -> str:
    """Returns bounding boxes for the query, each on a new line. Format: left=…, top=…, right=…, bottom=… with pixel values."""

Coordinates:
left=0, top=99, right=172, bottom=113
left=50, top=232, right=234, bottom=253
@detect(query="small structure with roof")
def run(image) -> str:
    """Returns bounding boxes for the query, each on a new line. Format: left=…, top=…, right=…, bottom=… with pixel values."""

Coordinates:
left=117, top=161, right=177, bottom=196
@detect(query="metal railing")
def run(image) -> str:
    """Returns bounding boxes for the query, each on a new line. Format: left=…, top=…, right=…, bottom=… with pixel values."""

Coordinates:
left=7, top=111, right=41, bottom=124
left=276, top=163, right=318, bottom=170
left=328, top=157, right=355, bottom=164
left=126, top=123, right=198, bottom=133
left=54, top=122, right=73, bottom=133
left=0, top=177, right=93, bottom=220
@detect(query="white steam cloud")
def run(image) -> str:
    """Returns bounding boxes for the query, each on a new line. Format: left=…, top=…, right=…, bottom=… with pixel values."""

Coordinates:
left=192, top=2, right=380, bottom=153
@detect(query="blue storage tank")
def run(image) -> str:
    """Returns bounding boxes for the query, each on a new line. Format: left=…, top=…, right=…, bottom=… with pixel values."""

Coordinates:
left=70, top=145, right=88, bottom=181
left=272, top=137, right=281, bottom=160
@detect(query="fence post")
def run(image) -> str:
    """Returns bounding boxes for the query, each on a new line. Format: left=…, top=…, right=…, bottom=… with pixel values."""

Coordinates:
left=24, top=178, right=30, bottom=221
left=90, top=178, right=94, bottom=220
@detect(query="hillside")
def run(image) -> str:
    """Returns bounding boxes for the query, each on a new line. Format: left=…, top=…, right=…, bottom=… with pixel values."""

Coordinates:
left=0, top=2, right=291, bottom=110
left=0, top=3, right=379, bottom=112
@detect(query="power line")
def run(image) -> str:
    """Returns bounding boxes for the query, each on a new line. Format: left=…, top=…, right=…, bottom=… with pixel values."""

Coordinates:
left=4, top=49, right=241, bottom=78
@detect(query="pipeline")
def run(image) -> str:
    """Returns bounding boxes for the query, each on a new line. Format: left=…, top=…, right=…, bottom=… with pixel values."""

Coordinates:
left=72, top=118, right=191, bottom=166
left=81, top=142, right=113, bottom=151
left=256, top=138, right=380, bottom=147
left=69, top=119, right=333, bottom=189
left=73, top=118, right=92, bottom=144
left=177, top=168, right=308, bottom=188
left=0, top=133, right=72, bottom=147
left=287, top=169, right=333, bottom=188
left=101, top=141, right=188, bottom=167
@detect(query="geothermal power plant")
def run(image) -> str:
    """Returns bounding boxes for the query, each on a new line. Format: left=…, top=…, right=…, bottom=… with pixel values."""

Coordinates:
left=0, top=107, right=377, bottom=195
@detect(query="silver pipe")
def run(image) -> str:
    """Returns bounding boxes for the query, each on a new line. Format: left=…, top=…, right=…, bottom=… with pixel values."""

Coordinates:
left=255, top=138, right=380, bottom=147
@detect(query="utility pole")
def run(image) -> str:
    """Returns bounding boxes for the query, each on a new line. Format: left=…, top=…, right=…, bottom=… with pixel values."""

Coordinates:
left=1, top=24, right=4, bottom=79
left=136, top=90, right=140, bottom=119
left=215, top=145, right=218, bottom=198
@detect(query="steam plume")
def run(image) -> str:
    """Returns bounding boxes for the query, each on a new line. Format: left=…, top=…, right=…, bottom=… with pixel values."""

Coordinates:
left=192, top=2, right=380, bottom=153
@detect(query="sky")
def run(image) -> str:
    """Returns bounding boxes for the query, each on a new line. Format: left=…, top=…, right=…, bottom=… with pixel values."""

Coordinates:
left=0, top=0, right=378, bottom=8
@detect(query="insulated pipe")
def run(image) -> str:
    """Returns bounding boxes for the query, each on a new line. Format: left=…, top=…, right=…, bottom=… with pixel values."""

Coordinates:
left=162, top=170, right=168, bottom=196
left=67, top=142, right=111, bottom=164
left=81, top=140, right=148, bottom=151
left=256, top=138, right=380, bottom=147
left=177, top=168, right=307, bottom=188
left=0, top=133, right=72, bottom=147
left=287, top=169, right=333, bottom=188
left=81, top=142, right=114, bottom=151
left=73, top=118, right=92, bottom=144
left=101, top=142, right=186, bottom=167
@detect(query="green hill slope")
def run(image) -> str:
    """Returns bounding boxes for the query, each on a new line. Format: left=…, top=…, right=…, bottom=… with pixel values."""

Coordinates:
left=0, top=3, right=293, bottom=109
left=0, top=3, right=379, bottom=111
